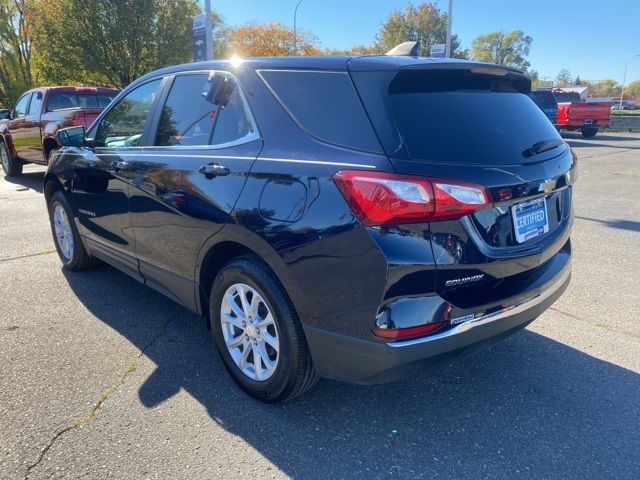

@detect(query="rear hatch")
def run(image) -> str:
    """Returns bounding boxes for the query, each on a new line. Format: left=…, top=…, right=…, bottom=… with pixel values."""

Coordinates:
left=350, top=61, right=575, bottom=307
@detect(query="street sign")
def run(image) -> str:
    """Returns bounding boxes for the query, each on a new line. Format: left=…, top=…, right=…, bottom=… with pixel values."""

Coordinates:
left=430, top=43, right=446, bottom=58
left=192, top=14, right=207, bottom=62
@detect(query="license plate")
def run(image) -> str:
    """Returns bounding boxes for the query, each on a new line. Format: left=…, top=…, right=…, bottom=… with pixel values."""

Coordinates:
left=584, top=119, right=593, bottom=125
left=512, top=198, right=549, bottom=243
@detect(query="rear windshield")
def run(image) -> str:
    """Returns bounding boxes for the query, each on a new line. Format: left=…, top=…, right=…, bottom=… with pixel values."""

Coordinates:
left=389, top=70, right=562, bottom=164
left=553, top=91, right=581, bottom=103
left=532, top=90, right=557, bottom=106
left=47, top=91, right=115, bottom=111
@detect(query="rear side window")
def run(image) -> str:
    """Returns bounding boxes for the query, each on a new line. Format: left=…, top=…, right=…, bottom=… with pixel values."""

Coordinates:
left=259, top=70, right=381, bottom=153
left=28, top=91, right=43, bottom=114
left=389, top=70, right=562, bottom=165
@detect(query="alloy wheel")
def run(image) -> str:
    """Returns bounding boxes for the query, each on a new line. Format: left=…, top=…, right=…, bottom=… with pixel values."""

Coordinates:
left=53, top=203, right=74, bottom=260
left=220, top=283, right=280, bottom=381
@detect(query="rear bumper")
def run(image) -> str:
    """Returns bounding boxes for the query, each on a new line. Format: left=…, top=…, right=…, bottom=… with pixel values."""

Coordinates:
left=304, top=260, right=570, bottom=384
left=558, top=121, right=609, bottom=128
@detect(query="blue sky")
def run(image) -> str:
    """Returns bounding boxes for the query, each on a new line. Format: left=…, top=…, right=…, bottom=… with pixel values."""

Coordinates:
left=204, top=0, right=640, bottom=83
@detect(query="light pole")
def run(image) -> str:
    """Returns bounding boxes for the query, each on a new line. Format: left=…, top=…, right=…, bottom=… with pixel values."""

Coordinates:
left=445, top=0, right=453, bottom=58
left=293, top=0, right=304, bottom=56
left=619, top=54, right=639, bottom=110
left=204, top=0, right=214, bottom=60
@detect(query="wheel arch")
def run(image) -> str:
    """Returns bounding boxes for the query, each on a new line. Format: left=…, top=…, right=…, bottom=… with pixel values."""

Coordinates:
left=42, top=136, right=59, bottom=162
left=43, top=173, right=65, bottom=208
left=195, top=227, right=304, bottom=328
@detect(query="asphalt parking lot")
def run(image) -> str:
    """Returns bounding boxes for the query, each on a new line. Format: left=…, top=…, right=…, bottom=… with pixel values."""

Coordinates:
left=1, top=133, right=639, bottom=480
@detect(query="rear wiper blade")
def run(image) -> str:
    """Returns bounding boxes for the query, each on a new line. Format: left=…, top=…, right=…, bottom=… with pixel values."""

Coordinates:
left=522, top=139, right=564, bottom=158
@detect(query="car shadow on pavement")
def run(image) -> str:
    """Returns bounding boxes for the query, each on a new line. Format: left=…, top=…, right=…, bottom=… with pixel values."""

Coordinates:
left=3, top=169, right=45, bottom=193
left=560, top=132, right=639, bottom=142
left=576, top=215, right=640, bottom=233
left=62, top=264, right=640, bottom=480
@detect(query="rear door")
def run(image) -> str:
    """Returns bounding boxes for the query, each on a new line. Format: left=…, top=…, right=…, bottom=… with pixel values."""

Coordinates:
left=127, top=71, right=261, bottom=308
left=351, top=66, right=575, bottom=304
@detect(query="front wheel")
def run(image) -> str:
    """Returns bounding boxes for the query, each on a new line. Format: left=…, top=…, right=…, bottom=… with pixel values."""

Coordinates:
left=210, top=256, right=318, bottom=403
left=581, top=126, right=598, bottom=138
left=48, top=190, right=97, bottom=270
left=0, top=141, right=22, bottom=177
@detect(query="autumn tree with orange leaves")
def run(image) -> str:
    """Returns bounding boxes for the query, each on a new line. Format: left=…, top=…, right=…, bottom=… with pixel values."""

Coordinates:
left=224, top=21, right=321, bottom=57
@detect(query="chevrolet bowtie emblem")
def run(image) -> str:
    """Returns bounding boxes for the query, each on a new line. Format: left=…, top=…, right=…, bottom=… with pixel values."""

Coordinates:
left=539, top=178, right=555, bottom=193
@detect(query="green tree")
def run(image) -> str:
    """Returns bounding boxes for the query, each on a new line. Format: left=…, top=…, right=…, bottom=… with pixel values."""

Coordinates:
left=0, top=0, right=35, bottom=106
left=471, top=30, right=532, bottom=70
left=31, top=0, right=200, bottom=88
left=555, top=69, right=573, bottom=86
left=375, top=2, right=462, bottom=57
left=590, top=78, right=621, bottom=97
left=624, top=79, right=640, bottom=100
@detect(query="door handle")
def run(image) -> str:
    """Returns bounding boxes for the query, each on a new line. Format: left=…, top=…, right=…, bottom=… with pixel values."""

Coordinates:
left=199, top=162, right=230, bottom=178
left=111, top=161, right=129, bottom=171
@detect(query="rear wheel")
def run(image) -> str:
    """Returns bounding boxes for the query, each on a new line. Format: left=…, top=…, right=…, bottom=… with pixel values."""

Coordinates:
left=210, top=256, right=318, bottom=403
left=0, top=141, right=22, bottom=177
left=48, top=190, right=97, bottom=270
left=581, top=126, right=598, bottom=138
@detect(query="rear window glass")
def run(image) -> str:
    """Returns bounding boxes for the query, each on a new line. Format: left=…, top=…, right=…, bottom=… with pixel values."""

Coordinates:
left=553, top=91, right=581, bottom=103
left=390, top=71, right=562, bottom=164
left=259, top=70, right=381, bottom=153
left=47, top=92, right=115, bottom=110
left=532, top=90, right=556, bottom=106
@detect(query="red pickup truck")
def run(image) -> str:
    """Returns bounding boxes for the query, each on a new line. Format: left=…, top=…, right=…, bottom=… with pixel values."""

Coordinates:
left=0, top=86, right=119, bottom=176
left=552, top=90, right=610, bottom=138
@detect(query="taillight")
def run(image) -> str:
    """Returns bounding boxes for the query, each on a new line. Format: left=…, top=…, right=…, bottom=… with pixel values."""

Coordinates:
left=71, top=112, right=85, bottom=127
left=333, top=170, right=491, bottom=226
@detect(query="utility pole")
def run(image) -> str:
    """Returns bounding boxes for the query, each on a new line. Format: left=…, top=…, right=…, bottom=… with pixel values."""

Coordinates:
left=293, top=0, right=304, bottom=56
left=619, top=54, right=639, bottom=110
left=204, top=0, right=214, bottom=60
left=445, top=0, right=453, bottom=58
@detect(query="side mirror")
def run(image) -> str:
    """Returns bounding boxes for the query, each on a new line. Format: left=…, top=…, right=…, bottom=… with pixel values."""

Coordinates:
left=56, top=126, right=86, bottom=147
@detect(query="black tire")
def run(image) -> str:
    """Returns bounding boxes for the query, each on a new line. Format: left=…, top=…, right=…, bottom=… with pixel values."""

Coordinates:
left=48, top=190, right=97, bottom=270
left=210, top=256, right=318, bottom=403
left=0, top=141, right=22, bottom=177
left=581, top=126, right=598, bottom=138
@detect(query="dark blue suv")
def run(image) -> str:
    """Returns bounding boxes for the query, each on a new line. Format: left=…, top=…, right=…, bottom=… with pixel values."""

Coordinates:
left=45, top=54, right=574, bottom=402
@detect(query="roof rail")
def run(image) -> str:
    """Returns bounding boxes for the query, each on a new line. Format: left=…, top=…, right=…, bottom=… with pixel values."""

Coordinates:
left=385, top=41, right=420, bottom=56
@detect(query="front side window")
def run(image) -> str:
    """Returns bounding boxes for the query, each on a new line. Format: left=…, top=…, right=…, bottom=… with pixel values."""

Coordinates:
left=94, top=79, right=162, bottom=147
left=13, top=94, right=31, bottom=118
left=155, top=73, right=253, bottom=147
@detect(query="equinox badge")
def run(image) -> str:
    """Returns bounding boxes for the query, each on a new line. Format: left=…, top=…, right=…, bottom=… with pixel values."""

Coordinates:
left=445, top=274, right=485, bottom=287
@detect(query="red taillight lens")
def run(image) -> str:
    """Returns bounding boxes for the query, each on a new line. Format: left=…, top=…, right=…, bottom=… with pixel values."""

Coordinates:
left=333, top=170, right=491, bottom=226
left=372, top=321, right=446, bottom=339
left=70, top=112, right=85, bottom=127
